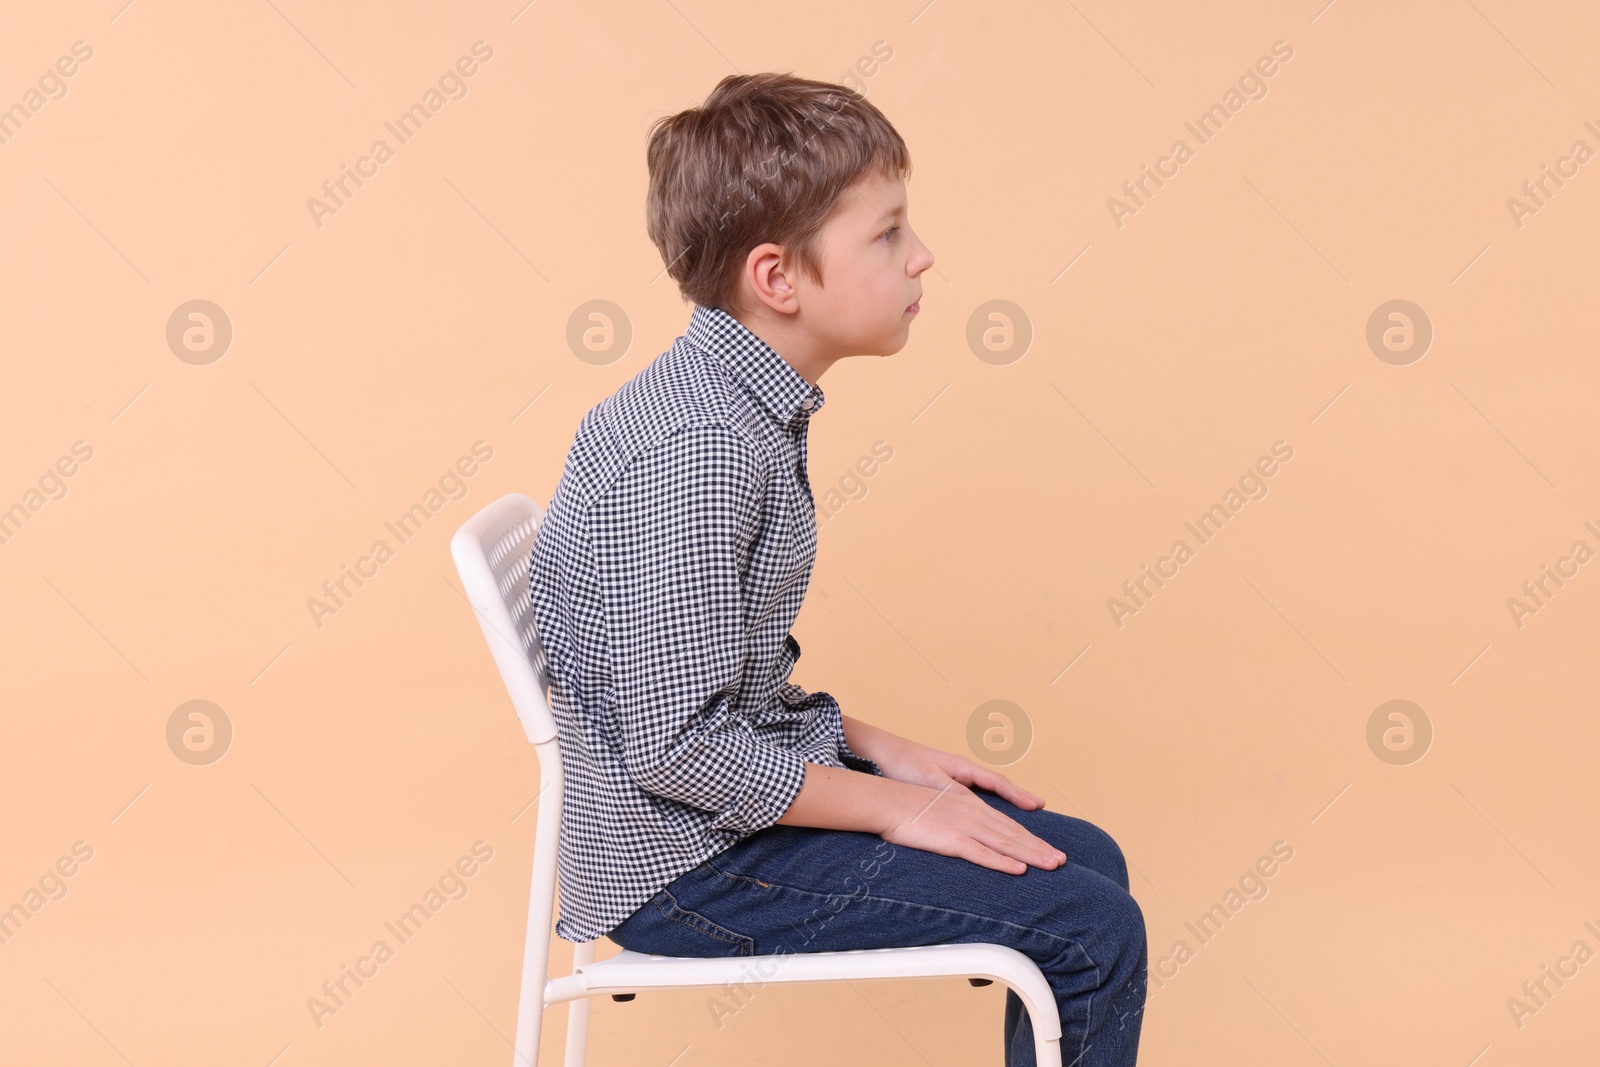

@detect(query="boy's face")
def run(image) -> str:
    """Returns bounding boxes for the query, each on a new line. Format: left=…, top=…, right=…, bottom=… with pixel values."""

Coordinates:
left=797, top=168, right=934, bottom=359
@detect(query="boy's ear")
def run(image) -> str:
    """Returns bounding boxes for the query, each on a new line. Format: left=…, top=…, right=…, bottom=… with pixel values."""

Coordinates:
left=745, top=242, right=800, bottom=313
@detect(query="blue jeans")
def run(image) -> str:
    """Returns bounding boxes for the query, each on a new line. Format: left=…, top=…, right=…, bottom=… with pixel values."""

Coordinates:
left=607, top=787, right=1147, bottom=1066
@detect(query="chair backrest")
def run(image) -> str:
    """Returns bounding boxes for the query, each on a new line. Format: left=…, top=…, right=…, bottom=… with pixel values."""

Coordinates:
left=453, top=490, right=576, bottom=1026
left=449, top=492, right=559, bottom=748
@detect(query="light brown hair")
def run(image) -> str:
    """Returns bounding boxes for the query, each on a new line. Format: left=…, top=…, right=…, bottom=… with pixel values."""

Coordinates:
left=645, top=72, right=911, bottom=315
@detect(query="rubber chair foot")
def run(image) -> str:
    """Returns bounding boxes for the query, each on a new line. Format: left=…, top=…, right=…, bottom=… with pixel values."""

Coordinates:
left=967, top=978, right=994, bottom=986
left=611, top=993, right=637, bottom=1001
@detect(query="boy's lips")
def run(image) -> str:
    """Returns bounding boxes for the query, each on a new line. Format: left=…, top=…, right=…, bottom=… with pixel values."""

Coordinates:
left=905, top=299, right=921, bottom=313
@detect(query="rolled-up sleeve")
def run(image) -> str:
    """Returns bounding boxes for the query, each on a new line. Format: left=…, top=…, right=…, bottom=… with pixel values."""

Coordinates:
left=590, top=421, right=807, bottom=835
left=778, top=638, right=883, bottom=778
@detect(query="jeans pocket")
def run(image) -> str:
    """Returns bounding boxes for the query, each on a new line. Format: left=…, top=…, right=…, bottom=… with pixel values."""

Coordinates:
left=617, top=886, right=757, bottom=958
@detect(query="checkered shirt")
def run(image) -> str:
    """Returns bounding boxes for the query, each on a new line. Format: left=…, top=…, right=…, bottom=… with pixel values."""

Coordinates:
left=528, top=303, right=883, bottom=943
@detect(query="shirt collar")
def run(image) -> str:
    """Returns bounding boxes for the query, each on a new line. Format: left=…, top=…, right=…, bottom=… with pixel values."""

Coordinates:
left=686, top=304, right=825, bottom=428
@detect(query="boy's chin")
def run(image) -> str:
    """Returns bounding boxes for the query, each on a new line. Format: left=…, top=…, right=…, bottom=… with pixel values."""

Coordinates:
left=881, top=327, right=914, bottom=355
left=870, top=323, right=915, bottom=355
left=840, top=324, right=913, bottom=359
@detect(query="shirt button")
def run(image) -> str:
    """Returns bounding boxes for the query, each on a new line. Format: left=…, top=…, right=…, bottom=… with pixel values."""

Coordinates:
left=800, top=397, right=816, bottom=411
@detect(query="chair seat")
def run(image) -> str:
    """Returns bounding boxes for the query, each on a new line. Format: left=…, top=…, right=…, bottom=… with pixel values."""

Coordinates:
left=547, top=942, right=1062, bottom=1041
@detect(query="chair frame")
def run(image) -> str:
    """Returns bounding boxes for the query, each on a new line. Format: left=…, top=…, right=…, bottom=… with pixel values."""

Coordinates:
left=450, top=492, right=1063, bottom=1066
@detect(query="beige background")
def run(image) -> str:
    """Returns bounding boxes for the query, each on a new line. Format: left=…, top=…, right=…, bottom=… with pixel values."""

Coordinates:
left=3, top=1, right=1597, bottom=1064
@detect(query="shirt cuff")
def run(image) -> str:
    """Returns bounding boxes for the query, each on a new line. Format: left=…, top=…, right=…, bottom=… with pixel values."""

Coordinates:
left=840, top=750, right=883, bottom=776
left=709, top=740, right=808, bottom=835
left=825, top=694, right=883, bottom=777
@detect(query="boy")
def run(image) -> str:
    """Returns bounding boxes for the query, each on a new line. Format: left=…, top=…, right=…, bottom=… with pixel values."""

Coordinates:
left=528, top=72, right=1146, bottom=1066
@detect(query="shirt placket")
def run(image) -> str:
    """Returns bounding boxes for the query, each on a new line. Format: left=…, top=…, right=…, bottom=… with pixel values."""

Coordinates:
left=792, top=412, right=814, bottom=509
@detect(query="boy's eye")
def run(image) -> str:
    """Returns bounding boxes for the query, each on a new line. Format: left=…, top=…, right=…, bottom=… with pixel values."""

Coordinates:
left=879, top=225, right=900, bottom=242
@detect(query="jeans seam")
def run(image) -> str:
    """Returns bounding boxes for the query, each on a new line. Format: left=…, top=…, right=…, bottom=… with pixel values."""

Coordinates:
left=652, top=887, right=754, bottom=956
left=712, top=874, right=1076, bottom=949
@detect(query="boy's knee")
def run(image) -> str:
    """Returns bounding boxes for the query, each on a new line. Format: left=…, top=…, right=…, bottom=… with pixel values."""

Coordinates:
left=1067, top=818, right=1131, bottom=893
left=1093, top=824, right=1131, bottom=892
left=1116, top=889, right=1146, bottom=950
left=1095, top=888, right=1147, bottom=974
left=1041, top=886, right=1145, bottom=982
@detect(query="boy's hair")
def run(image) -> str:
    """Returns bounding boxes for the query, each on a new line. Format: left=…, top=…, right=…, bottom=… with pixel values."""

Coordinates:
left=645, top=72, right=911, bottom=316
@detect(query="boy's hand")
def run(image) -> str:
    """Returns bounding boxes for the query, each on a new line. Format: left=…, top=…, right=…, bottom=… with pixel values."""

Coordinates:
left=865, top=733, right=1049, bottom=812
left=879, top=782, right=1067, bottom=876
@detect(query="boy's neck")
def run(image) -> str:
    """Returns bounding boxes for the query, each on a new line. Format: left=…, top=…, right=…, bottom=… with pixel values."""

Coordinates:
left=726, top=306, right=847, bottom=388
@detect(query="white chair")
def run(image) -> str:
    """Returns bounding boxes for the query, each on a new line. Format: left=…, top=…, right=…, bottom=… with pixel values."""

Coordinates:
left=450, top=491, right=1064, bottom=1066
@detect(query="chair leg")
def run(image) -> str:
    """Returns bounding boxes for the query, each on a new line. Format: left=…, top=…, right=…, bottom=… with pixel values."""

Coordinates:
left=561, top=940, right=598, bottom=1067
left=512, top=931, right=547, bottom=1067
